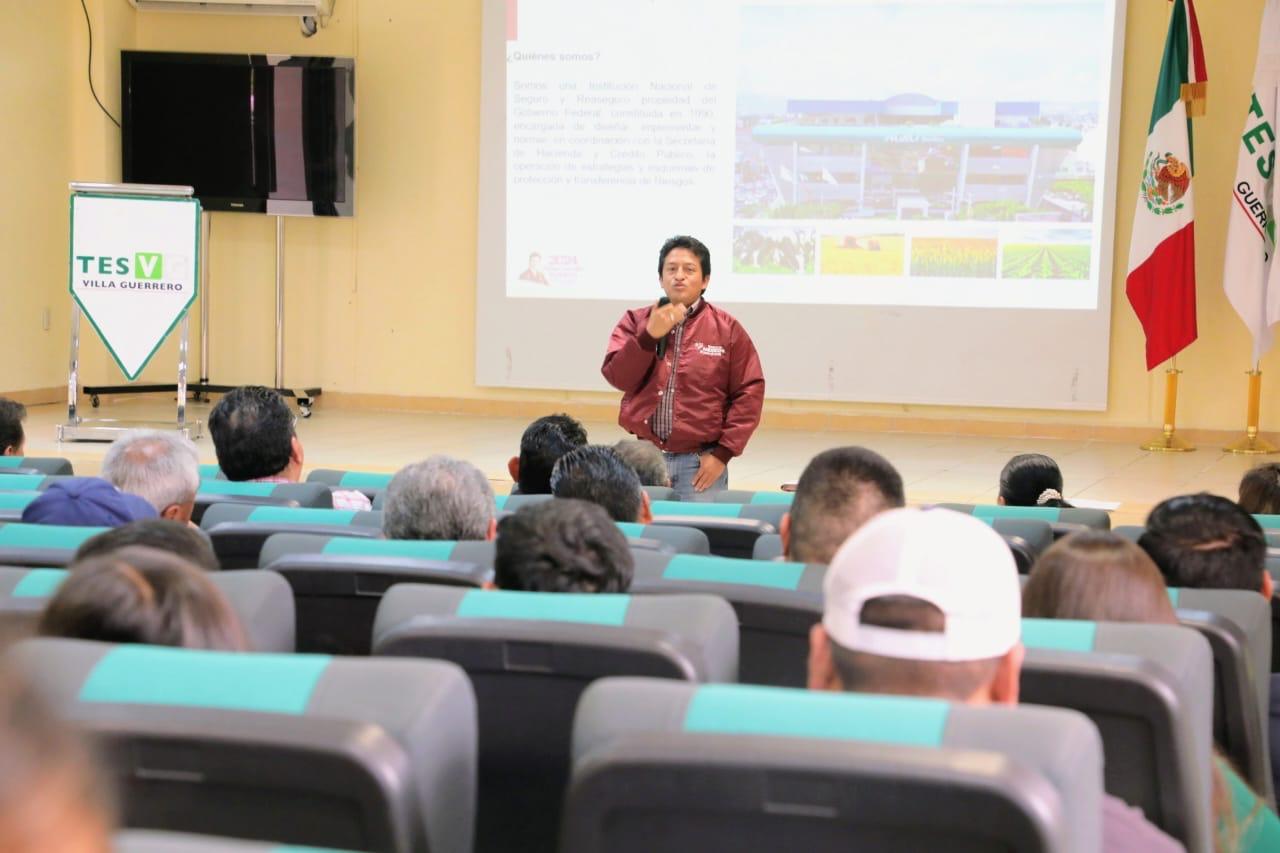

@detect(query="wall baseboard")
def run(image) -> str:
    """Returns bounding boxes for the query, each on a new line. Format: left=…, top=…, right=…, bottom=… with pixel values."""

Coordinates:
left=0, top=387, right=63, bottom=406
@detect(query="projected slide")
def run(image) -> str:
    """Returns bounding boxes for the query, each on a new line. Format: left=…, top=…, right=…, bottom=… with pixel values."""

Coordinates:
left=504, top=0, right=1111, bottom=310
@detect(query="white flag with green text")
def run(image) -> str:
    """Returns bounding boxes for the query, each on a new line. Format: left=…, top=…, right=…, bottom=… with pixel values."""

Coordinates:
left=1224, top=0, right=1280, bottom=363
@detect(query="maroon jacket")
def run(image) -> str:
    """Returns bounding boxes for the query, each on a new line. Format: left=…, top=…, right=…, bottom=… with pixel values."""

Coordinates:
left=602, top=300, right=764, bottom=463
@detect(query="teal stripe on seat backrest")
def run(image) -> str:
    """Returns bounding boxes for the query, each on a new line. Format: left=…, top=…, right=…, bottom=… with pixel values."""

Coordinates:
left=0, top=475, right=46, bottom=491
left=0, top=492, right=39, bottom=510
left=11, top=568, right=68, bottom=598
left=664, top=554, right=804, bottom=591
left=79, top=646, right=330, bottom=714
left=750, top=492, right=793, bottom=505
left=1253, top=514, right=1280, bottom=530
left=247, top=507, right=357, bottom=525
left=684, top=684, right=948, bottom=745
left=651, top=501, right=742, bottom=518
left=0, top=458, right=24, bottom=469
left=1168, top=588, right=1182, bottom=607
left=339, top=471, right=393, bottom=489
left=971, top=505, right=1062, bottom=522
left=495, top=495, right=508, bottom=510
left=616, top=522, right=644, bottom=537
left=0, top=524, right=107, bottom=549
left=456, top=590, right=630, bottom=625
left=198, top=480, right=278, bottom=496
left=198, top=464, right=223, bottom=479
left=1021, top=618, right=1097, bottom=651
left=322, top=538, right=456, bottom=560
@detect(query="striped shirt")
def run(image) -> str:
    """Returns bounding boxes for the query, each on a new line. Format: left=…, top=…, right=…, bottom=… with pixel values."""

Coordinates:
left=652, top=299, right=702, bottom=443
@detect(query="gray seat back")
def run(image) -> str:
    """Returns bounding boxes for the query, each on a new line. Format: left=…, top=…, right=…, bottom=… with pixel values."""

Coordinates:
left=14, top=638, right=476, bottom=853
left=0, top=567, right=296, bottom=653
left=192, top=482, right=334, bottom=524
left=0, top=522, right=109, bottom=568
left=116, top=830, right=360, bottom=852
left=564, top=677, right=1102, bottom=853
left=201, top=505, right=384, bottom=569
left=629, top=551, right=824, bottom=687
left=936, top=503, right=1111, bottom=535
left=0, top=457, right=74, bottom=476
left=1020, top=619, right=1213, bottom=851
left=1171, top=587, right=1273, bottom=802
left=616, top=522, right=709, bottom=554
left=372, top=585, right=737, bottom=853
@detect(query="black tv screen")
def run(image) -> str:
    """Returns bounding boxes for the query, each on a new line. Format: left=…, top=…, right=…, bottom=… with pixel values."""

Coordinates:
left=122, top=51, right=355, bottom=217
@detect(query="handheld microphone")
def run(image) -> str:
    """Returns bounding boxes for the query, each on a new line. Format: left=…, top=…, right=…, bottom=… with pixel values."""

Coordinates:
left=656, top=296, right=671, bottom=359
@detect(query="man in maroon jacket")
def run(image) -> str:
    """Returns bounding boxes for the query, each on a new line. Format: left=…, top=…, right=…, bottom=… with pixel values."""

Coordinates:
left=602, top=236, right=765, bottom=499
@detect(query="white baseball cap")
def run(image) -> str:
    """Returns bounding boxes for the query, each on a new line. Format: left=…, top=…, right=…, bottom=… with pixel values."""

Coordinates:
left=822, top=508, right=1021, bottom=662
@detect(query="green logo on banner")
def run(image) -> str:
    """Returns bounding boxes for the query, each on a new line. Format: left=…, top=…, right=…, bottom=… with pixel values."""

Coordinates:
left=134, top=252, right=163, bottom=280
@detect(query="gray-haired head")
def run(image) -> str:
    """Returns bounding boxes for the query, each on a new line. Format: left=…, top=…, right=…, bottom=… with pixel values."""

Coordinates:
left=612, top=439, right=671, bottom=488
left=383, top=455, right=496, bottom=541
left=101, top=430, right=200, bottom=516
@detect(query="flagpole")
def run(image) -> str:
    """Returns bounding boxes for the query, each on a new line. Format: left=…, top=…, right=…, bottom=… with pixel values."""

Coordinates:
left=1224, top=364, right=1279, bottom=453
left=1141, top=356, right=1195, bottom=452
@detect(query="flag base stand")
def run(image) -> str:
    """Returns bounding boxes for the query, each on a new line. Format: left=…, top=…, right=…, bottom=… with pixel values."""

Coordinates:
left=1140, top=366, right=1195, bottom=452
left=1224, top=370, right=1277, bottom=454
left=1141, top=429, right=1196, bottom=453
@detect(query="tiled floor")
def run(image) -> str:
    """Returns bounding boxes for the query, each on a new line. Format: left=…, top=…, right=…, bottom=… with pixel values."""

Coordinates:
left=22, top=399, right=1268, bottom=527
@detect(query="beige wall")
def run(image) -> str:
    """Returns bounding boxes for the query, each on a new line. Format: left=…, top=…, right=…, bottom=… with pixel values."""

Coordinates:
left=4, top=0, right=1277, bottom=435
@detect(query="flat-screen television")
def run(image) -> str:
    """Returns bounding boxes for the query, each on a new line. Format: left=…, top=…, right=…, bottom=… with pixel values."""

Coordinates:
left=122, top=50, right=355, bottom=217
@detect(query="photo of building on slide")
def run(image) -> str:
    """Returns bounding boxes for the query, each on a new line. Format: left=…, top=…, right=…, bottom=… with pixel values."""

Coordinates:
left=733, top=3, right=1106, bottom=279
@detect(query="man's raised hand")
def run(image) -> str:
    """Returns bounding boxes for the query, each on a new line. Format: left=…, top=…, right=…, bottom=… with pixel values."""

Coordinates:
left=645, top=300, right=688, bottom=341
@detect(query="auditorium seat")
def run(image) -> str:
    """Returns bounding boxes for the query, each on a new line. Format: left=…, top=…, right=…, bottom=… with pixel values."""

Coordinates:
left=200, top=505, right=383, bottom=569
left=0, top=491, right=39, bottom=522
left=197, top=464, right=224, bottom=480
left=0, top=456, right=74, bottom=476
left=615, top=521, right=710, bottom=554
left=116, top=830, right=360, bottom=852
left=627, top=552, right=823, bottom=687
left=495, top=493, right=555, bottom=511
left=936, top=503, right=1111, bottom=536
left=642, top=485, right=675, bottom=501
left=648, top=500, right=783, bottom=559
left=372, top=585, right=737, bottom=853
left=1170, top=587, right=1273, bottom=802
left=0, top=523, right=108, bottom=568
left=1019, top=619, right=1212, bottom=851
left=750, top=517, right=1052, bottom=573
left=0, top=474, right=58, bottom=492
left=562, top=678, right=1102, bottom=853
left=697, top=489, right=793, bottom=505
left=307, top=468, right=393, bottom=498
left=260, top=535, right=495, bottom=654
left=192, top=480, right=334, bottom=524
left=0, top=567, right=296, bottom=652
left=16, top=639, right=475, bottom=853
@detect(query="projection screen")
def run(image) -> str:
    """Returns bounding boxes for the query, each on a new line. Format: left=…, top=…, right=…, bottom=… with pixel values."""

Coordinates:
left=476, top=0, right=1127, bottom=409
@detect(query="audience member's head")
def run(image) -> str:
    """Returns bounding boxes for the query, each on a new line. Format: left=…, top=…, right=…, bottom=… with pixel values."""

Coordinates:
left=100, top=430, right=200, bottom=522
left=612, top=439, right=671, bottom=488
left=1139, top=493, right=1272, bottom=598
left=550, top=444, right=651, bottom=523
left=782, top=447, right=905, bottom=564
left=1238, top=463, right=1280, bottom=516
left=207, top=386, right=300, bottom=482
left=0, top=661, right=113, bottom=853
left=382, top=455, right=497, bottom=541
left=73, top=519, right=219, bottom=573
left=508, top=413, right=588, bottom=494
left=808, top=508, right=1023, bottom=704
left=998, top=453, right=1071, bottom=507
left=494, top=498, right=634, bottom=593
left=39, top=546, right=246, bottom=650
left=1023, top=532, right=1178, bottom=624
left=20, top=478, right=156, bottom=528
left=0, top=398, right=25, bottom=457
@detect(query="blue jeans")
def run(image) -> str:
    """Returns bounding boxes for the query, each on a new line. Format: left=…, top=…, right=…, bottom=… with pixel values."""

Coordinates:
left=664, top=450, right=729, bottom=501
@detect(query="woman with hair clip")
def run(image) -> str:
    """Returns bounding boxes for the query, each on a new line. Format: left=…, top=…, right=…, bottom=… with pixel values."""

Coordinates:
left=998, top=453, right=1073, bottom=508
left=1024, top=531, right=1280, bottom=852
left=39, top=546, right=248, bottom=651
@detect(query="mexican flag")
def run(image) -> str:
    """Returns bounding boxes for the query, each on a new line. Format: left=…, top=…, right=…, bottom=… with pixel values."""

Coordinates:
left=1126, top=0, right=1207, bottom=371
left=1224, top=0, right=1280, bottom=364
